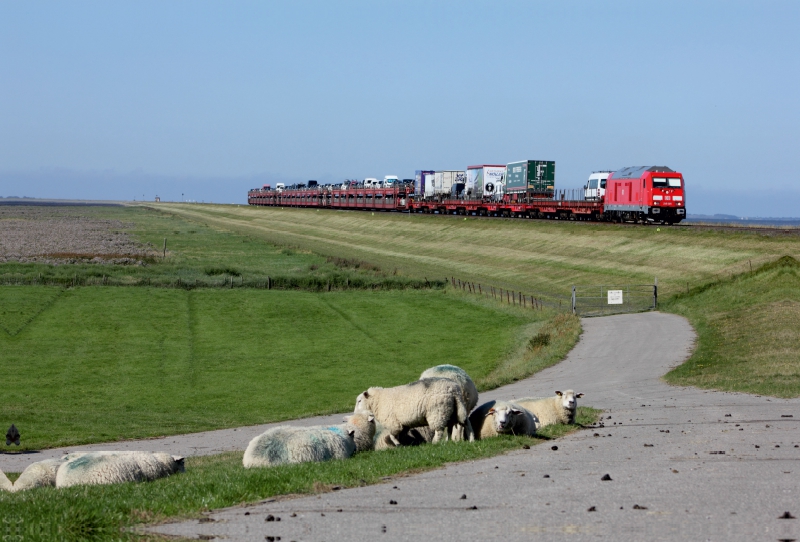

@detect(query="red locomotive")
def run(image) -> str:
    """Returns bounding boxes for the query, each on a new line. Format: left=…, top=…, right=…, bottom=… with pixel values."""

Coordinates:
left=603, top=166, right=685, bottom=224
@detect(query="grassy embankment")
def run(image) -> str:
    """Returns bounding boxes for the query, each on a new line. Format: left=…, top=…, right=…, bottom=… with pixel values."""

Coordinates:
left=148, top=203, right=800, bottom=298
left=0, top=286, right=579, bottom=451
left=0, top=205, right=436, bottom=290
left=1, top=408, right=599, bottom=542
left=663, top=255, right=800, bottom=397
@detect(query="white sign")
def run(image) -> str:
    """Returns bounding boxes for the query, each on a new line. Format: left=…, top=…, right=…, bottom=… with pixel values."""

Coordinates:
left=607, top=290, right=623, bottom=305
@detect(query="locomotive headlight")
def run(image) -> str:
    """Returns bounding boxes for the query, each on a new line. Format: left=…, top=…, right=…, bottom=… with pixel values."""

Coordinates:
left=673, top=195, right=683, bottom=201
left=652, top=195, right=663, bottom=200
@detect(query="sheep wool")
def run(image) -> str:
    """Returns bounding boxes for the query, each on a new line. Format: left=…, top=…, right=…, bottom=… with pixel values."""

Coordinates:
left=243, top=412, right=375, bottom=468
left=419, top=364, right=479, bottom=412
left=10, top=458, right=67, bottom=492
left=514, top=390, right=583, bottom=427
left=0, top=469, right=12, bottom=492
left=55, top=451, right=184, bottom=488
left=469, top=400, right=538, bottom=440
left=355, top=377, right=470, bottom=445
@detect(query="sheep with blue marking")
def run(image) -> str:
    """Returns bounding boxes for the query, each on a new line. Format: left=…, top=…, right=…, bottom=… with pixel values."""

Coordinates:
left=243, top=412, right=375, bottom=468
left=9, top=458, right=66, bottom=492
left=513, top=390, right=583, bottom=427
left=468, top=400, right=538, bottom=440
left=355, top=377, right=472, bottom=446
left=55, top=451, right=184, bottom=488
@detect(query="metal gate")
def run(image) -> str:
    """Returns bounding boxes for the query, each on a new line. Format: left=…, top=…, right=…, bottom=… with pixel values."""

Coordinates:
left=571, top=282, right=657, bottom=317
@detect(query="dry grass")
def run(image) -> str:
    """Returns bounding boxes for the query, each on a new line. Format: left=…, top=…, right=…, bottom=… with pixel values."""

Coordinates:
left=145, top=203, right=800, bottom=298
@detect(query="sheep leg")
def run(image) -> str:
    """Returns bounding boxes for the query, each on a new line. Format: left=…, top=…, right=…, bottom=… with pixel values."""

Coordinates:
left=463, top=418, right=475, bottom=442
left=388, top=433, right=402, bottom=447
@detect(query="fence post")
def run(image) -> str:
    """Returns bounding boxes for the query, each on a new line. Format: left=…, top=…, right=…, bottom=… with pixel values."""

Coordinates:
left=163, top=238, right=167, bottom=258
left=654, top=277, right=658, bottom=309
left=571, top=286, right=576, bottom=315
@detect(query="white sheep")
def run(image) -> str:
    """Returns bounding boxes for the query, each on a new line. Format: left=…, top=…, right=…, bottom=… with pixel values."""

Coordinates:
left=9, top=458, right=66, bottom=492
left=513, top=390, right=583, bottom=427
left=55, top=451, right=184, bottom=488
left=468, top=400, right=538, bottom=440
left=0, top=468, right=12, bottom=492
left=419, top=364, right=479, bottom=411
left=373, top=424, right=435, bottom=450
left=354, top=377, right=472, bottom=445
left=243, top=412, right=375, bottom=468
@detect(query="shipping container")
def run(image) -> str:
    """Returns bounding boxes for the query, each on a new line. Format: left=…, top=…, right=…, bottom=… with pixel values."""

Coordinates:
left=505, top=160, right=555, bottom=194
left=467, top=165, right=506, bottom=199
left=433, top=171, right=467, bottom=196
left=415, top=170, right=435, bottom=197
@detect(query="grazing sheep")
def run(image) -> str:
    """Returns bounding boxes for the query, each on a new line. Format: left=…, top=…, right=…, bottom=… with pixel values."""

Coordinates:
left=0, top=469, right=12, bottom=492
left=55, top=451, right=184, bottom=488
left=243, top=412, right=375, bottom=468
left=419, top=365, right=479, bottom=411
left=10, top=458, right=66, bottom=492
left=514, top=390, right=583, bottom=427
left=468, top=400, right=538, bottom=440
left=354, top=377, right=472, bottom=445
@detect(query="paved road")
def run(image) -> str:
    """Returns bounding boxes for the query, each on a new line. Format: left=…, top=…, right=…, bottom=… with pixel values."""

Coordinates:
left=147, top=312, right=799, bottom=541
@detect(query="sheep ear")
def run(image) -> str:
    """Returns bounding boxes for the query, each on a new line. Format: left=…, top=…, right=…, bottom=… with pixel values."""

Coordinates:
left=576, top=393, right=584, bottom=398
left=486, top=408, right=495, bottom=416
left=511, top=409, right=523, bottom=415
left=555, top=391, right=562, bottom=396
left=368, top=415, right=375, bottom=423
left=362, top=391, right=369, bottom=398
left=348, top=429, right=356, bottom=438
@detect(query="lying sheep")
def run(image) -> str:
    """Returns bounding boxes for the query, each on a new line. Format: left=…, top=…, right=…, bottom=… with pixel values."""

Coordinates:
left=355, top=377, right=472, bottom=445
left=468, top=400, right=538, bottom=440
left=419, top=365, right=479, bottom=412
left=9, top=458, right=66, bottom=492
left=0, top=469, right=12, bottom=492
left=55, top=451, right=184, bottom=488
left=373, top=424, right=435, bottom=450
left=514, top=390, right=583, bottom=427
left=243, top=412, right=375, bottom=468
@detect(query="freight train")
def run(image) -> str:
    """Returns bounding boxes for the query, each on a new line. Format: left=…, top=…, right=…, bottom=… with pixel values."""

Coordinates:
left=247, top=163, right=686, bottom=224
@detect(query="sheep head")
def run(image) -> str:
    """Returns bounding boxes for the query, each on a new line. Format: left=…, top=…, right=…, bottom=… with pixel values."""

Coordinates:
left=555, top=390, right=583, bottom=411
left=487, top=405, right=524, bottom=434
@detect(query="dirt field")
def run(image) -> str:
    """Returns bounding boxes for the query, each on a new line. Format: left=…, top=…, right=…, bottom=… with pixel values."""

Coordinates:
left=0, top=206, right=156, bottom=265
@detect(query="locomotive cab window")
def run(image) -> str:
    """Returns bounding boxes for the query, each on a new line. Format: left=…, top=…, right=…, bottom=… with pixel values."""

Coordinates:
left=652, top=177, right=682, bottom=188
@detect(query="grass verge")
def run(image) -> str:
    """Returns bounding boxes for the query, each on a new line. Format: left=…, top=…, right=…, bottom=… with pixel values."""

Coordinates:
left=0, top=407, right=600, bottom=542
left=663, top=255, right=800, bottom=397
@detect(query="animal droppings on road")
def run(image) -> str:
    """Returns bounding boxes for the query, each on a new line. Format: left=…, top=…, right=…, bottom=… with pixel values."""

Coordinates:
left=725, top=414, right=731, bottom=417
left=587, top=506, right=596, bottom=512
left=756, top=445, right=760, bottom=448
left=389, top=500, right=397, bottom=505
left=543, top=474, right=550, bottom=478
left=392, top=486, right=398, bottom=489
left=244, top=512, right=250, bottom=516
left=672, top=469, right=679, bottom=473
left=594, top=433, right=600, bottom=437
left=709, top=450, right=725, bottom=454
left=601, top=474, right=612, bottom=481
left=290, top=513, right=296, bottom=518
left=522, top=444, right=530, bottom=449
left=468, top=505, right=478, bottom=510
left=644, top=444, right=654, bottom=447
left=776, top=445, right=781, bottom=448
left=551, top=446, right=558, bottom=451
left=782, top=415, right=794, bottom=417
left=337, top=509, right=342, bottom=513
left=460, top=494, right=467, bottom=499
left=779, top=511, right=796, bottom=519
left=633, top=504, right=648, bottom=510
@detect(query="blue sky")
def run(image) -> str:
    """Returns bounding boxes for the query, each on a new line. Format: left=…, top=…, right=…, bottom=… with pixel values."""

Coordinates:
left=1, top=1, right=798, bottom=216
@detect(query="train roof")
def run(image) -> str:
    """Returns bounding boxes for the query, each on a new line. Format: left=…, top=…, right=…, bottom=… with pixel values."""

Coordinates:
left=610, top=166, right=676, bottom=179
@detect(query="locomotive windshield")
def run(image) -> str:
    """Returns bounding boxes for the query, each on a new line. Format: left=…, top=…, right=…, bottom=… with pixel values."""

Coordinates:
left=652, top=177, right=682, bottom=188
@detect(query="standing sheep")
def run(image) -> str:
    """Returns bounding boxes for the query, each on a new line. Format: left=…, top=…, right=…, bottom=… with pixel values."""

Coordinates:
left=9, top=458, right=67, bottom=492
left=55, top=451, right=184, bottom=488
left=419, top=365, right=479, bottom=411
left=514, top=390, right=583, bottom=427
left=468, top=400, right=538, bottom=440
left=354, top=377, right=471, bottom=445
left=0, top=469, right=12, bottom=492
left=243, top=412, right=375, bottom=468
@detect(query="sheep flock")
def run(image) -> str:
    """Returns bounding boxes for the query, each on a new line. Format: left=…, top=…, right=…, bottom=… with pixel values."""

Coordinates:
left=0, top=364, right=582, bottom=492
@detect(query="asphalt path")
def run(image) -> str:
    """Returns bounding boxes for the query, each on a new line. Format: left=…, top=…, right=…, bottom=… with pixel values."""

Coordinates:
left=145, top=311, right=799, bottom=541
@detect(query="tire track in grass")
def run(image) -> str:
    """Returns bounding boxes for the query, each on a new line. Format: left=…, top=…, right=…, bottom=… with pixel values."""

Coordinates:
left=316, top=294, right=379, bottom=346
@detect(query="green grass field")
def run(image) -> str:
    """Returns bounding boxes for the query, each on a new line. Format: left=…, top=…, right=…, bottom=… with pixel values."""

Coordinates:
left=0, top=285, right=575, bottom=450
left=663, top=256, right=800, bottom=397
left=0, top=407, right=599, bottom=542
left=148, top=203, right=800, bottom=298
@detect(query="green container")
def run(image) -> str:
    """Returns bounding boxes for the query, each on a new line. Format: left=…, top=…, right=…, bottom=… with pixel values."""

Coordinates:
left=505, top=160, right=555, bottom=194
